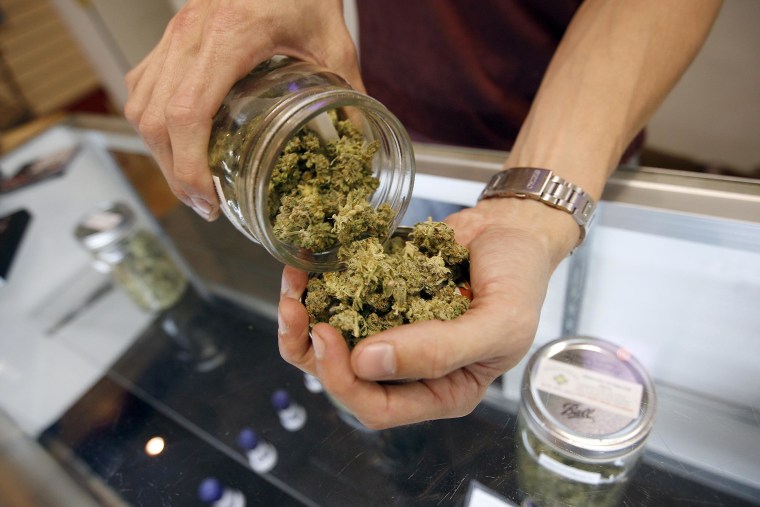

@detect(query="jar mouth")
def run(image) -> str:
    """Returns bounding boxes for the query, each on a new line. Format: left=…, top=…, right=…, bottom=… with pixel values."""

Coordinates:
left=520, top=336, right=657, bottom=462
left=244, top=88, right=415, bottom=272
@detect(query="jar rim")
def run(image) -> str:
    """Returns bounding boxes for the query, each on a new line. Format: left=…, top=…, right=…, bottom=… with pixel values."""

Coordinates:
left=520, top=336, right=657, bottom=461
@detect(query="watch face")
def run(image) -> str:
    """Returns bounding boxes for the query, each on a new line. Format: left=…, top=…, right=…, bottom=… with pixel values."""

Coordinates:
left=490, top=167, right=554, bottom=198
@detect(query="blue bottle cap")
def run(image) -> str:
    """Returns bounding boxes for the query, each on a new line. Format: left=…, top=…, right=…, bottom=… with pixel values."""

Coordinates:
left=198, top=477, right=223, bottom=503
left=271, top=389, right=291, bottom=410
left=236, top=427, right=260, bottom=450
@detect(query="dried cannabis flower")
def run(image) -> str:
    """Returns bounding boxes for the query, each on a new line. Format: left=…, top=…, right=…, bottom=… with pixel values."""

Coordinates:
left=111, top=230, right=188, bottom=312
left=269, top=111, right=394, bottom=252
left=306, top=221, right=471, bottom=348
left=516, top=424, right=629, bottom=507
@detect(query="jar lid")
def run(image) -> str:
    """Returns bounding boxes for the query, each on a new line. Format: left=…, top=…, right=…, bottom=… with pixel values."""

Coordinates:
left=520, top=336, right=656, bottom=461
left=74, top=201, right=136, bottom=252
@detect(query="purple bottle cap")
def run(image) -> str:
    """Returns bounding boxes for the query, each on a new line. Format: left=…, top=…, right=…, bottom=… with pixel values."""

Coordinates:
left=236, top=427, right=260, bottom=450
left=198, top=477, right=223, bottom=503
left=271, top=389, right=292, bottom=411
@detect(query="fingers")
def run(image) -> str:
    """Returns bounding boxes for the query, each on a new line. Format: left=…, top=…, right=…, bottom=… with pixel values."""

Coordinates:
left=350, top=223, right=546, bottom=384
left=277, top=265, right=500, bottom=429
left=350, top=307, right=512, bottom=382
left=124, top=1, right=209, bottom=211
left=164, top=23, right=265, bottom=219
left=277, top=296, right=313, bottom=373
left=277, top=267, right=312, bottom=371
left=277, top=265, right=488, bottom=429
left=124, top=33, right=174, bottom=180
left=124, top=0, right=260, bottom=218
left=310, top=324, right=484, bottom=429
left=124, top=0, right=366, bottom=221
left=281, top=265, right=308, bottom=300
left=141, top=34, right=203, bottom=209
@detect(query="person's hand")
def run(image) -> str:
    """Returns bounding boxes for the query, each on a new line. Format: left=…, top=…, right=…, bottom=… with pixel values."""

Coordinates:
left=277, top=197, right=579, bottom=429
left=124, top=0, right=362, bottom=220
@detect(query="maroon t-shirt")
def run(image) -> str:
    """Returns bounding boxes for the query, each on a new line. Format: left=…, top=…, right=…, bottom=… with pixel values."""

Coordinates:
left=357, top=0, right=643, bottom=158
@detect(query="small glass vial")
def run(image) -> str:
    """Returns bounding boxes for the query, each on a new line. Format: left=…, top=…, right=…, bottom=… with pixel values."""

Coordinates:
left=74, top=201, right=187, bottom=311
left=270, top=389, right=306, bottom=432
left=236, top=427, right=278, bottom=474
left=197, top=477, right=246, bottom=507
left=516, top=336, right=657, bottom=507
left=209, top=57, right=415, bottom=272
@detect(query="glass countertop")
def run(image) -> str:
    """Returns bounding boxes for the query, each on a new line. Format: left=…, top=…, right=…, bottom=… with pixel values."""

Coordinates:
left=1, top=118, right=758, bottom=506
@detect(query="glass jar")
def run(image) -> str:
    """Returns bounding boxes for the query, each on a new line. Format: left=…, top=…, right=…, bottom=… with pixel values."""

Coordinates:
left=74, top=201, right=188, bottom=312
left=209, top=57, right=415, bottom=272
left=516, top=336, right=657, bottom=507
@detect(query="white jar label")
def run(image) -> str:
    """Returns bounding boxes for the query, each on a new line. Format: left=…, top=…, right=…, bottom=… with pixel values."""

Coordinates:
left=534, top=358, right=643, bottom=420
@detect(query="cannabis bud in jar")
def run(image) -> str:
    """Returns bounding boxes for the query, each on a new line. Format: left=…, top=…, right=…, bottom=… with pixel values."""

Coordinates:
left=305, top=221, right=471, bottom=347
left=208, top=57, right=414, bottom=272
left=268, top=111, right=394, bottom=253
left=75, top=202, right=187, bottom=312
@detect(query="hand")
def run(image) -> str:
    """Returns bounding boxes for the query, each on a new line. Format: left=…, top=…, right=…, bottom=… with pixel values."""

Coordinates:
left=124, top=0, right=362, bottom=220
left=277, top=198, right=578, bottom=429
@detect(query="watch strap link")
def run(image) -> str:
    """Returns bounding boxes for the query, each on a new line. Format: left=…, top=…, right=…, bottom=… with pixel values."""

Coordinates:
left=478, top=167, right=596, bottom=245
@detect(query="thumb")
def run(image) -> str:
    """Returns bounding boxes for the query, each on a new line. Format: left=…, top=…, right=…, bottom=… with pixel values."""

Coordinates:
left=350, top=310, right=494, bottom=381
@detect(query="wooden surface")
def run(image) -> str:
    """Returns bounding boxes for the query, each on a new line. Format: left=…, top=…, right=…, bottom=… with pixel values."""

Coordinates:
left=0, top=0, right=100, bottom=116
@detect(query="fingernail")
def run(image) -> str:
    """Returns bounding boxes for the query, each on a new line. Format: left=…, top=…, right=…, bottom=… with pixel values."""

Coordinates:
left=311, top=328, right=325, bottom=360
left=281, top=271, right=292, bottom=299
left=357, top=342, right=396, bottom=378
left=277, top=308, right=289, bottom=336
left=191, top=198, right=212, bottom=220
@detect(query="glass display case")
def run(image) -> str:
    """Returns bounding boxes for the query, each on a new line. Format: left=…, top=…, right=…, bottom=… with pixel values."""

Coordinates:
left=0, top=118, right=758, bottom=506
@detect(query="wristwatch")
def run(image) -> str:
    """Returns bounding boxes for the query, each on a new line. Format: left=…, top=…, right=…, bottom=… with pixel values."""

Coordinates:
left=478, top=167, right=596, bottom=246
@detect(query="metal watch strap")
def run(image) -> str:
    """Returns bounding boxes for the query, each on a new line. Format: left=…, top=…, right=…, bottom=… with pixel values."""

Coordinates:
left=478, top=167, right=596, bottom=245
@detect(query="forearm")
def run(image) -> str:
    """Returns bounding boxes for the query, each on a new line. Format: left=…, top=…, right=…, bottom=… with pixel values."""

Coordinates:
left=506, top=0, right=722, bottom=199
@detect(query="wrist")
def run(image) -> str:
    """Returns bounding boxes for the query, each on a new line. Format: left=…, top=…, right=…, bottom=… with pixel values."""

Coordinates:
left=479, top=166, right=596, bottom=254
left=475, top=197, right=579, bottom=268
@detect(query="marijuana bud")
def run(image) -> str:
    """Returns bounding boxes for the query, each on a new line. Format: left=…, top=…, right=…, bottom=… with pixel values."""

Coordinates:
left=269, top=110, right=471, bottom=346
left=268, top=111, right=391, bottom=253
left=306, top=221, right=471, bottom=347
